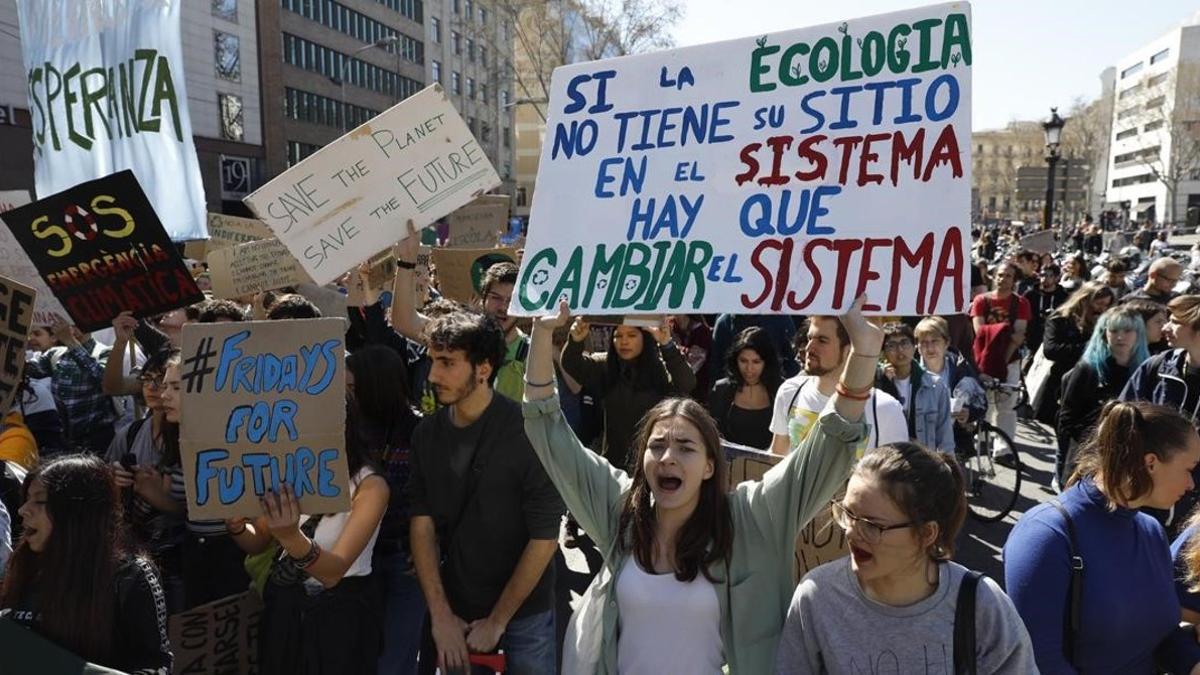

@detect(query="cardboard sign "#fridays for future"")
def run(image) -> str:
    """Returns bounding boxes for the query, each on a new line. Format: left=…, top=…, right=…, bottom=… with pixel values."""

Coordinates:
left=244, top=84, right=502, bottom=286
left=513, top=2, right=972, bottom=317
left=179, top=318, right=350, bottom=520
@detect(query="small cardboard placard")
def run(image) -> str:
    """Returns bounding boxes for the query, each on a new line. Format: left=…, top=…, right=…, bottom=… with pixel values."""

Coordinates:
left=244, top=85, right=502, bottom=286
left=0, top=190, right=69, bottom=326
left=207, top=238, right=313, bottom=299
left=430, top=247, right=517, bottom=302
left=447, top=195, right=509, bottom=248
left=179, top=318, right=350, bottom=520
left=367, top=249, right=397, bottom=291
left=0, top=275, right=35, bottom=413
left=184, top=213, right=274, bottom=260
left=0, top=171, right=203, bottom=332
left=168, top=591, right=262, bottom=675
left=1020, top=230, right=1057, bottom=255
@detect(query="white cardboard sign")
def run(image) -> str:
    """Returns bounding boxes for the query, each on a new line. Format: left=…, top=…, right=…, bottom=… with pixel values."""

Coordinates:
left=513, top=2, right=972, bottom=316
left=244, top=85, right=501, bottom=286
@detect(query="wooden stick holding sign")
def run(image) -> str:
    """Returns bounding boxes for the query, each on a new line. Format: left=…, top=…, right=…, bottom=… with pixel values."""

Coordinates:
left=179, top=319, right=350, bottom=520
left=0, top=274, right=36, bottom=413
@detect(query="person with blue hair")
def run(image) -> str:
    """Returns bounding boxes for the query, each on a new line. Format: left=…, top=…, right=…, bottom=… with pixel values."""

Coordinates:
left=1055, top=306, right=1150, bottom=489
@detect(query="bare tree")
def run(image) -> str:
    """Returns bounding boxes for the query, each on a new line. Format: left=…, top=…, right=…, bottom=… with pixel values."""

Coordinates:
left=457, top=0, right=683, bottom=122
left=1061, top=92, right=1114, bottom=216
left=1122, top=62, right=1200, bottom=225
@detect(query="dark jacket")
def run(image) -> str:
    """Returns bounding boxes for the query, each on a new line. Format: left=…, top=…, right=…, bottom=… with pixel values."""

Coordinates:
left=1057, top=358, right=1133, bottom=447
left=562, top=337, right=696, bottom=470
left=1022, top=286, right=1069, bottom=353
left=1034, top=315, right=1090, bottom=424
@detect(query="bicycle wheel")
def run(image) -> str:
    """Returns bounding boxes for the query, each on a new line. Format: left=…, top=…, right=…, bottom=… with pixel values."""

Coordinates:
left=959, top=421, right=1022, bottom=523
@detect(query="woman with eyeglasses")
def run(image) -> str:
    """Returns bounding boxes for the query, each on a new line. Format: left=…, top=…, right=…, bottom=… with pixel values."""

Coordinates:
left=1005, top=401, right=1200, bottom=674
left=775, top=443, right=1034, bottom=673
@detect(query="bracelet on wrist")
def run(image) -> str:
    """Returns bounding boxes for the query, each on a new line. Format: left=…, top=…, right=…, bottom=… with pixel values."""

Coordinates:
left=289, top=538, right=320, bottom=569
left=850, top=351, right=882, bottom=359
left=835, top=381, right=872, bottom=399
left=396, top=260, right=418, bottom=270
left=523, top=376, right=554, bottom=388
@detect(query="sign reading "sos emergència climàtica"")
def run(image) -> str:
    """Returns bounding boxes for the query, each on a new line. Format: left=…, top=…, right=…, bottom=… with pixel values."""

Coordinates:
left=513, top=2, right=972, bottom=316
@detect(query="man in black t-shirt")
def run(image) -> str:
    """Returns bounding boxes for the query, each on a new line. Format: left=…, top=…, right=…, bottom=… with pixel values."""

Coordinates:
left=409, top=309, right=563, bottom=675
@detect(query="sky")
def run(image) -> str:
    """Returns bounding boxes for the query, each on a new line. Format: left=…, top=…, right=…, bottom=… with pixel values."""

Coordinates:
left=671, top=0, right=1200, bottom=131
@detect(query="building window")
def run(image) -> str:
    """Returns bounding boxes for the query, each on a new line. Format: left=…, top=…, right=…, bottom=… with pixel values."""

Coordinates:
left=467, top=77, right=475, bottom=99
left=452, top=71, right=461, bottom=95
left=1145, top=119, right=1165, bottom=132
left=432, top=60, right=441, bottom=83
left=1121, top=62, right=1144, bottom=79
left=214, top=32, right=241, bottom=81
left=453, top=0, right=460, bottom=13
left=1150, top=48, right=1170, bottom=65
left=516, top=187, right=527, bottom=206
left=480, top=45, right=487, bottom=67
left=1145, top=95, right=1166, bottom=110
left=480, top=5, right=487, bottom=23
left=503, top=127, right=510, bottom=148
left=501, top=89, right=510, bottom=106
left=1148, top=72, right=1169, bottom=88
left=1117, top=106, right=1138, bottom=121
left=431, top=16, right=441, bottom=42
left=480, top=82, right=488, bottom=102
left=285, top=87, right=380, bottom=129
left=1115, top=127, right=1139, bottom=140
left=452, top=31, right=461, bottom=55
left=219, top=94, right=244, bottom=141
left=1118, top=83, right=1141, bottom=100
left=480, top=122, right=491, bottom=143
left=212, top=0, right=237, bottom=21
left=468, top=39, right=475, bottom=62
left=1112, top=173, right=1155, bottom=188
left=287, top=140, right=324, bottom=167
left=283, top=34, right=423, bottom=100
left=466, top=0, right=473, bottom=19
left=283, top=0, right=424, bottom=64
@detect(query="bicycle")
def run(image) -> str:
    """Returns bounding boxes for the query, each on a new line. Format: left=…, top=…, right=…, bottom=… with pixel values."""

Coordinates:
left=955, top=380, right=1023, bottom=523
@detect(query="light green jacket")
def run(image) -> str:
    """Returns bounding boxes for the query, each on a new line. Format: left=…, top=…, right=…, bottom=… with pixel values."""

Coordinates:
left=522, top=396, right=866, bottom=674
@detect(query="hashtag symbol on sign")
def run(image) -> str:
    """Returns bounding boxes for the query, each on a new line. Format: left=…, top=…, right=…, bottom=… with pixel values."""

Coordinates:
left=182, top=337, right=217, bottom=393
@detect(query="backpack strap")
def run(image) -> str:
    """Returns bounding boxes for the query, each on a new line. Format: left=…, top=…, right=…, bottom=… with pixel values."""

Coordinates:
left=1049, top=499, right=1083, bottom=667
left=953, top=570, right=983, bottom=675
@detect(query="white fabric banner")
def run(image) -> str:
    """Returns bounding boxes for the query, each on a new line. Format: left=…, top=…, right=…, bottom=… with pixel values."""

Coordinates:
left=16, top=0, right=207, bottom=242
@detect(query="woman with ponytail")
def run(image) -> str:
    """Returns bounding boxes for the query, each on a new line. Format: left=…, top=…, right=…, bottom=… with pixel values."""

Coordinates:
left=1005, top=401, right=1200, bottom=674
left=775, top=444, right=1034, bottom=673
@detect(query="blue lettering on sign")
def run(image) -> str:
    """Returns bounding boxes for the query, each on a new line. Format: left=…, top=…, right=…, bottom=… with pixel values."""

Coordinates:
left=193, top=447, right=343, bottom=506
left=563, top=70, right=617, bottom=114
left=211, top=336, right=342, bottom=395
left=225, top=400, right=300, bottom=443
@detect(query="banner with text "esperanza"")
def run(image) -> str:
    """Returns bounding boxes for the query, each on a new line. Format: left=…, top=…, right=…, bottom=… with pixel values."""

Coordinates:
left=513, top=2, right=972, bottom=316
left=0, top=170, right=204, bottom=332
left=179, top=318, right=350, bottom=520
left=16, top=0, right=208, bottom=242
left=244, top=84, right=502, bottom=286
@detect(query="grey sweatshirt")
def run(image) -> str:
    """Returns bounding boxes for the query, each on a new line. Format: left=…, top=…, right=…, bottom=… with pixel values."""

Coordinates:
left=775, top=558, right=1038, bottom=674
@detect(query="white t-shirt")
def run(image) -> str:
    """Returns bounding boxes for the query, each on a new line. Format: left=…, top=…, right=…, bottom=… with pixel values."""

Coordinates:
left=300, top=467, right=381, bottom=580
left=616, top=558, right=723, bottom=675
left=769, top=375, right=908, bottom=456
left=894, top=376, right=912, bottom=414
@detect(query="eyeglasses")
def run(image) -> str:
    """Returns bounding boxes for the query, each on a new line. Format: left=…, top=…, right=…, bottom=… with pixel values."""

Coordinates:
left=883, top=339, right=913, bottom=351
left=138, top=375, right=164, bottom=389
left=829, top=500, right=913, bottom=544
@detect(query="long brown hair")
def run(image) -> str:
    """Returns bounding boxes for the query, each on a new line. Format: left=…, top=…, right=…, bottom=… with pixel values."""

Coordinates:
left=1051, top=281, right=1115, bottom=333
left=0, top=455, right=135, bottom=663
left=617, top=398, right=733, bottom=583
left=1069, top=401, right=1196, bottom=508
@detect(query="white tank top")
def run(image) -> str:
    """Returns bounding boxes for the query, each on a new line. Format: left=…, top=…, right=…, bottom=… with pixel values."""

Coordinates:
left=615, top=557, right=723, bottom=674
left=299, top=467, right=380, bottom=578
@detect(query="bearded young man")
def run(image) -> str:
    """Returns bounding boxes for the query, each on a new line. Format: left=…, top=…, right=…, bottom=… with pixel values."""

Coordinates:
left=408, top=309, right=563, bottom=674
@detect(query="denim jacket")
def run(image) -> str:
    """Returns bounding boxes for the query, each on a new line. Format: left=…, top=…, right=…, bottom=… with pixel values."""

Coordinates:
left=522, top=396, right=865, bottom=674
left=876, top=362, right=955, bottom=452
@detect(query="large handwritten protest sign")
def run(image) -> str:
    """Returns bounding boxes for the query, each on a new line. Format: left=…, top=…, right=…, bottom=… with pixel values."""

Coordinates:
left=0, top=275, right=36, bottom=413
left=207, top=238, right=312, bottom=299
left=180, top=319, right=350, bottom=519
left=16, top=0, right=208, bottom=242
left=169, top=591, right=262, bottom=675
left=432, top=247, right=518, bottom=302
left=0, top=171, right=203, bottom=332
left=447, top=195, right=509, bottom=248
left=513, top=3, right=972, bottom=316
left=244, top=85, right=502, bottom=286
left=184, top=213, right=274, bottom=260
left=0, top=190, right=69, bottom=326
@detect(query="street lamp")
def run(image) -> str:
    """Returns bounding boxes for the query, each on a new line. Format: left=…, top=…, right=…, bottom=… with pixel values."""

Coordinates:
left=1041, top=107, right=1066, bottom=231
left=333, top=36, right=399, bottom=133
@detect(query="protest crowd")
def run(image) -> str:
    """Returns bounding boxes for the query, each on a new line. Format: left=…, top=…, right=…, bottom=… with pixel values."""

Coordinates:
left=7, top=208, right=1200, bottom=675
left=10, top=2, right=1200, bottom=675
